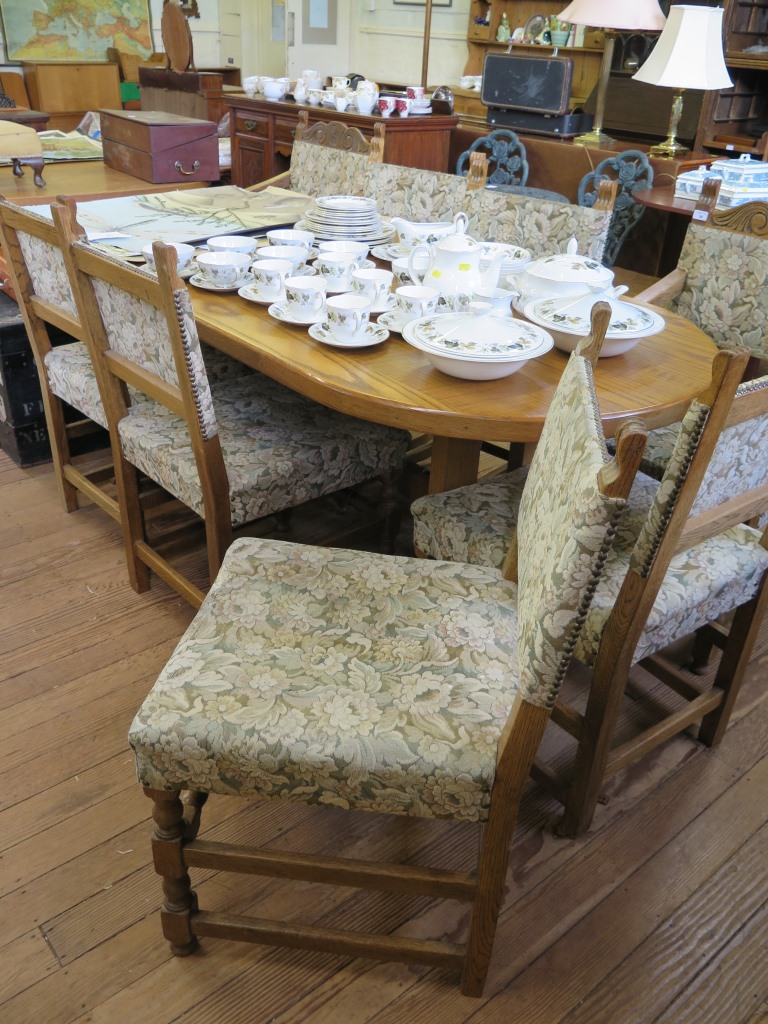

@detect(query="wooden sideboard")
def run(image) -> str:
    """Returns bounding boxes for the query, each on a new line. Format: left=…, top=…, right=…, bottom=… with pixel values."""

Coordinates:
left=225, top=97, right=459, bottom=188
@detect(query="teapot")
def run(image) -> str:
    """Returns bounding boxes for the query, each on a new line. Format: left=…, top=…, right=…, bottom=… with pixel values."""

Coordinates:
left=391, top=210, right=468, bottom=251
left=508, top=237, right=614, bottom=306
left=407, top=213, right=507, bottom=300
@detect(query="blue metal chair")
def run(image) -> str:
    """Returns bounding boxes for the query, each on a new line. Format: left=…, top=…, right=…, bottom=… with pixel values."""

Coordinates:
left=577, top=149, right=654, bottom=267
left=456, top=129, right=529, bottom=188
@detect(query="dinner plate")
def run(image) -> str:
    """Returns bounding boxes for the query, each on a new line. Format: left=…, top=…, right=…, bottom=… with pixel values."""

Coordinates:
left=308, top=322, right=389, bottom=348
left=523, top=297, right=666, bottom=340
left=189, top=272, right=254, bottom=293
left=267, top=302, right=325, bottom=326
left=403, top=311, right=553, bottom=360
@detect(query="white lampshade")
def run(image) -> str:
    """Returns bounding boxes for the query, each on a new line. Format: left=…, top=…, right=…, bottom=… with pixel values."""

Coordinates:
left=557, top=0, right=666, bottom=31
left=633, top=5, right=733, bottom=90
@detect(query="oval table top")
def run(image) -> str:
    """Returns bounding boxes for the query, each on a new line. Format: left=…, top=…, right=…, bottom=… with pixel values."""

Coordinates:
left=192, top=292, right=717, bottom=442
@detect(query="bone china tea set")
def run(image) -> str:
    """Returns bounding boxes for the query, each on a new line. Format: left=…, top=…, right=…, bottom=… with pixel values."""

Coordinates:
left=175, top=200, right=663, bottom=375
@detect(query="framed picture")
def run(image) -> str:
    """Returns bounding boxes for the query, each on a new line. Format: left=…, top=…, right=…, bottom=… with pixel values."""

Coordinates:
left=393, top=0, right=452, bottom=6
left=0, top=0, right=153, bottom=61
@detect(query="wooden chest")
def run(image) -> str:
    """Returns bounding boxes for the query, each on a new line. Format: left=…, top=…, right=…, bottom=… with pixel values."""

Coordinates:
left=100, top=109, right=220, bottom=184
left=0, top=291, right=50, bottom=466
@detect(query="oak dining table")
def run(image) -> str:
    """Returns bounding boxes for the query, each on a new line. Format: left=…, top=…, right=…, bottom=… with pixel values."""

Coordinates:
left=190, top=283, right=718, bottom=495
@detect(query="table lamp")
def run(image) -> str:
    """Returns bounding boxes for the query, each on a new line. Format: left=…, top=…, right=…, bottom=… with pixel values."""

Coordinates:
left=556, top=0, right=667, bottom=147
left=633, top=5, right=733, bottom=158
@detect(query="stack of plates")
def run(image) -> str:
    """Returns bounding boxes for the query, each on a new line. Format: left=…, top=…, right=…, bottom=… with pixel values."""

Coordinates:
left=296, top=195, right=395, bottom=245
left=479, top=241, right=532, bottom=275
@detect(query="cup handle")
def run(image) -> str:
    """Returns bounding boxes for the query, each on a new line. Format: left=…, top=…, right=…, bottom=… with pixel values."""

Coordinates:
left=312, top=291, right=324, bottom=311
left=409, top=243, right=429, bottom=286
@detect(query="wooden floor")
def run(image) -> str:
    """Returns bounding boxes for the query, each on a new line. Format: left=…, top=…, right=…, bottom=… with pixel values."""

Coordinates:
left=2, top=448, right=767, bottom=1024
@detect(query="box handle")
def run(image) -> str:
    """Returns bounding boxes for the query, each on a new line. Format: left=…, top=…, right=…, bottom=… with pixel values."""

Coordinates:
left=174, top=159, right=201, bottom=176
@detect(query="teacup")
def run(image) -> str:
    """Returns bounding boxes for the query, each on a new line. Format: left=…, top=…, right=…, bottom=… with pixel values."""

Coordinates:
left=141, top=241, right=196, bottom=274
left=307, top=88, right=323, bottom=105
left=392, top=254, right=429, bottom=286
left=335, top=94, right=350, bottom=112
left=196, top=251, right=251, bottom=288
left=472, top=286, right=516, bottom=316
left=441, top=292, right=473, bottom=313
left=284, top=275, right=327, bottom=319
left=378, top=97, right=396, bottom=118
left=251, top=257, right=294, bottom=300
left=395, top=285, right=440, bottom=321
left=314, top=252, right=358, bottom=290
left=267, top=227, right=315, bottom=249
left=406, top=85, right=426, bottom=102
left=303, top=70, right=323, bottom=90
left=351, top=268, right=393, bottom=307
left=356, top=97, right=374, bottom=115
left=396, top=97, right=413, bottom=118
left=266, top=244, right=309, bottom=272
left=326, top=293, right=371, bottom=340
left=459, top=75, right=473, bottom=89
left=317, top=239, right=368, bottom=264
left=294, top=83, right=308, bottom=103
left=332, top=76, right=351, bottom=90
left=206, top=234, right=259, bottom=255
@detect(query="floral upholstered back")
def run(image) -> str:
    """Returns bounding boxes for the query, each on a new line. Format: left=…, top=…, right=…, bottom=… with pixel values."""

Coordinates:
left=82, top=250, right=218, bottom=442
left=17, top=224, right=78, bottom=318
left=463, top=188, right=612, bottom=262
left=372, top=164, right=470, bottom=222
left=674, top=224, right=768, bottom=361
left=290, top=143, right=374, bottom=198
left=515, top=352, right=629, bottom=707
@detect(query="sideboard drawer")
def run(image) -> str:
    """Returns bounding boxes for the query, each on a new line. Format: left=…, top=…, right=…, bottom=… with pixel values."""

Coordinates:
left=235, top=112, right=270, bottom=138
left=274, top=117, right=300, bottom=146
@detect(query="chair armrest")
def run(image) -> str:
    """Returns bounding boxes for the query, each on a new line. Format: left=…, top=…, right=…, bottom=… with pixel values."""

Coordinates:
left=633, top=267, right=687, bottom=308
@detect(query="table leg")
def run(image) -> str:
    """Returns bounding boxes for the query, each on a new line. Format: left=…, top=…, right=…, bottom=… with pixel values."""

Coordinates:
left=428, top=437, right=482, bottom=494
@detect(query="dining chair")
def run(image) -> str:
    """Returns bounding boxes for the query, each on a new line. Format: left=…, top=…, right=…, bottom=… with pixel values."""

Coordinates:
left=411, top=347, right=768, bottom=836
left=455, top=128, right=529, bottom=189
left=250, top=109, right=386, bottom=198
left=633, top=196, right=768, bottom=481
left=577, top=149, right=654, bottom=267
left=128, top=314, right=647, bottom=996
left=0, top=196, right=119, bottom=519
left=371, top=161, right=471, bottom=222
left=58, top=204, right=410, bottom=608
left=463, top=179, right=617, bottom=263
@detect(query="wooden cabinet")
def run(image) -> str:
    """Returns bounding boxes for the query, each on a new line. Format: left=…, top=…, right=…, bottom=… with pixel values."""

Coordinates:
left=138, top=67, right=243, bottom=127
left=694, top=0, right=768, bottom=158
left=225, top=97, right=459, bottom=188
left=21, top=61, right=121, bottom=132
left=464, top=2, right=604, bottom=108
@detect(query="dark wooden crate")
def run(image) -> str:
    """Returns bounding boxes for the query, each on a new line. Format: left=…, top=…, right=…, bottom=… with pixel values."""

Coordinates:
left=0, top=416, right=50, bottom=466
left=0, top=290, right=45, bottom=427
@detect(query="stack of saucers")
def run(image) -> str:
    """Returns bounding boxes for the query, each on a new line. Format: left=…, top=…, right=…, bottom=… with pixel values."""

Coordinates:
left=296, top=195, right=395, bottom=246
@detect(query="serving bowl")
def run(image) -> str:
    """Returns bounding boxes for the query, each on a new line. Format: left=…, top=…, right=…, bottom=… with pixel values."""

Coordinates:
left=206, top=234, right=259, bottom=254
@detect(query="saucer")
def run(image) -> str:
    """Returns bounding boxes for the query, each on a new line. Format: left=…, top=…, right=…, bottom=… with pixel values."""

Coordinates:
left=376, top=309, right=412, bottom=335
left=308, top=322, right=389, bottom=348
left=267, top=302, right=325, bottom=326
left=238, top=283, right=285, bottom=305
left=189, top=272, right=254, bottom=293
left=364, top=292, right=396, bottom=314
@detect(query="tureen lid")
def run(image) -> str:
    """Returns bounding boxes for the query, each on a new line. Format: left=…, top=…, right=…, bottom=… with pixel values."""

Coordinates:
left=525, top=237, right=613, bottom=284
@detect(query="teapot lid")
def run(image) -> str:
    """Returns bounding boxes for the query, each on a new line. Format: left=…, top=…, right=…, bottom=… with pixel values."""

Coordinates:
left=525, top=237, right=613, bottom=284
left=435, top=211, right=476, bottom=250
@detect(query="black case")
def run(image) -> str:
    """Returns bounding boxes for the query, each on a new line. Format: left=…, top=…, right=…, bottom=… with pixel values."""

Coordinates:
left=481, top=53, right=574, bottom=116
left=0, top=291, right=50, bottom=466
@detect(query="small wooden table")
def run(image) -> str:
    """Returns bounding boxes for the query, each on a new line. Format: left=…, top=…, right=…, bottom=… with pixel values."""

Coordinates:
left=633, top=185, right=697, bottom=276
left=0, top=109, right=50, bottom=131
left=191, top=289, right=717, bottom=494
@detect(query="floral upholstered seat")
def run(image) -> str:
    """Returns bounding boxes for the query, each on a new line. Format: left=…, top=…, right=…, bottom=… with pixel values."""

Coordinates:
left=288, top=142, right=376, bottom=198
left=372, top=164, right=470, bottom=222
left=463, top=187, right=613, bottom=262
left=44, top=341, right=108, bottom=429
left=119, top=374, right=408, bottom=527
left=128, top=322, right=646, bottom=995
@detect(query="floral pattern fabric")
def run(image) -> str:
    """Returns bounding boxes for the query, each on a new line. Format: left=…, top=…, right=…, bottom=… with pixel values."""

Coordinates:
left=200, top=343, right=257, bottom=383
left=372, top=165, right=470, bottom=223
left=463, top=188, right=612, bottom=262
left=674, top=223, right=768, bottom=360
left=44, top=341, right=107, bottom=428
left=290, top=144, right=374, bottom=198
left=17, top=226, right=78, bottom=318
left=118, top=374, right=409, bottom=526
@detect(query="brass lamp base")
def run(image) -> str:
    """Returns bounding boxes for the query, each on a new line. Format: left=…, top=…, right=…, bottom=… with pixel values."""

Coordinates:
left=648, top=138, right=688, bottom=158
left=573, top=129, right=616, bottom=148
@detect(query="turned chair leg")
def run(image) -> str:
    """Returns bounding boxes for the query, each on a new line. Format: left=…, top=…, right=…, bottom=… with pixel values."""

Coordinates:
left=145, top=788, right=199, bottom=956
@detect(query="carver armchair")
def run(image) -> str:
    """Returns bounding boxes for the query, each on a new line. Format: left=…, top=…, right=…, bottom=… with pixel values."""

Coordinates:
left=128, top=315, right=646, bottom=995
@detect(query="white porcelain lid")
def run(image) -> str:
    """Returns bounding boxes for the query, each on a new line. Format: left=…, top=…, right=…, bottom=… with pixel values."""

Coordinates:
left=403, top=310, right=553, bottom=360
left=523, top=238, right=613, bottom=285
left=524, top=291, right=665, bottom=340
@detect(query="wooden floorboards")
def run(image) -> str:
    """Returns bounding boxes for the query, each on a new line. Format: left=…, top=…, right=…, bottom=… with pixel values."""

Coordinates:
left=1, top=449, right=767, bottom=1024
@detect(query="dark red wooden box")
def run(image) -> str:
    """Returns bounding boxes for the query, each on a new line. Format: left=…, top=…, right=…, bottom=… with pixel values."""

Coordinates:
left=100, top=109, right=220, bottom=184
